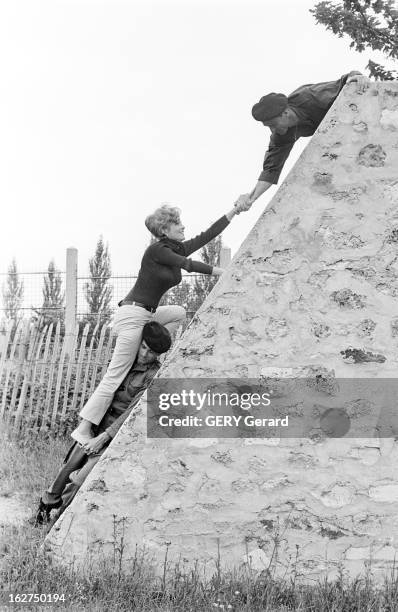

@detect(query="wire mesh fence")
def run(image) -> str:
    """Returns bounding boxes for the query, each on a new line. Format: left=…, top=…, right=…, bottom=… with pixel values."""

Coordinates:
left=0, top=270, right=214, bottom=323
left=76, top=274, right=136, bottom=318
left=1, top=246, right=231, bottom=327
left=76, top=273, right=209, bottom=322
left=0, top=270, right=66, bottom=319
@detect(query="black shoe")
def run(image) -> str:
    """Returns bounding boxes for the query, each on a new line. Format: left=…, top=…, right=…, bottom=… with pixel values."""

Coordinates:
left=29, top=498, right=62, bottom=527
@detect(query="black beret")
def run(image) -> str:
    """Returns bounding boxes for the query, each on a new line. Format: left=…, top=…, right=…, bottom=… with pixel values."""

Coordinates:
left=142, top=321, right=172, bottom=354
left=252, top=93, right=288, bottom=122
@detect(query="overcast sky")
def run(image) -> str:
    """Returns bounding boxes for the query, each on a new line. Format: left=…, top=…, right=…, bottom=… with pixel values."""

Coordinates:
left=0, top=0, right=385, bottom=278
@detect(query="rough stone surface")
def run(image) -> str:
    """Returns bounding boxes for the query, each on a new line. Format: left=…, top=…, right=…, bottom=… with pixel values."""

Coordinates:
left=45, top=82, right=398, bottom=580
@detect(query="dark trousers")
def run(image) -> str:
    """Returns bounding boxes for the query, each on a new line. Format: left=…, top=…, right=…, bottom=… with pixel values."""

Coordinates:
left=42, top=442, right=105, bottom=514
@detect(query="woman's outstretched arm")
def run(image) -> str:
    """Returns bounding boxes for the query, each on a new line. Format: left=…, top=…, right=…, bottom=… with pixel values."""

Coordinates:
left=183, top=206, right=242, bottom=256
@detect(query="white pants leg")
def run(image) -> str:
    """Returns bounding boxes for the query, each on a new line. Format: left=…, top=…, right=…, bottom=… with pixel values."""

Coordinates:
left=152, top=305, right=186, bottom=335
left=79, top=305, right=151, bottom=424
left=78, top=303, right=186, bottom=425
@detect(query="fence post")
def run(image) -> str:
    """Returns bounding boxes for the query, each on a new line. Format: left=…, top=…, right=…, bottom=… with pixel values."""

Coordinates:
left=220, top=246, right=231, bottom=268
left=65, top=247, right=78, bottom=356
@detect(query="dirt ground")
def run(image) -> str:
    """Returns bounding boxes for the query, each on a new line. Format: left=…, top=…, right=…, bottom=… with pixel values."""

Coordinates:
left=0, top=493, right=31, bottom=527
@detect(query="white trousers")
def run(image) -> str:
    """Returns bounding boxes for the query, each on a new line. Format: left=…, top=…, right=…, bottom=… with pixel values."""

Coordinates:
left=79, top=304, right=186, bottom=424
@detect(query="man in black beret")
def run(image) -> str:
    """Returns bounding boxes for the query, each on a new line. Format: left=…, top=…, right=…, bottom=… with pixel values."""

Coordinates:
left=235, top=71, right=370, bottom=211
left=31, top=321, right=171, bottom=526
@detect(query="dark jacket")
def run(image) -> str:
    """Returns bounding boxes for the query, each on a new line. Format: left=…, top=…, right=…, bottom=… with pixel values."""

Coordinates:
left=259, top=72, right=357, bottom=184
left=96, top=358, right=160, bottom=439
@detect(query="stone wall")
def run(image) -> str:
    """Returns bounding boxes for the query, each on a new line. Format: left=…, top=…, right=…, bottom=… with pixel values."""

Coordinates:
left=45, top=82, right=398, bottom=581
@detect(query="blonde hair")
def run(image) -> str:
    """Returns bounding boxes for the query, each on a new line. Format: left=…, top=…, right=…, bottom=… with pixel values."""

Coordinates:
left=145, top=204, right=181, bottom=238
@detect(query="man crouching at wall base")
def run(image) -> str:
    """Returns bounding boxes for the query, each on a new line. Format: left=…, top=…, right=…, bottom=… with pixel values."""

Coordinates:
left=29, top=321, right=171, bottom=528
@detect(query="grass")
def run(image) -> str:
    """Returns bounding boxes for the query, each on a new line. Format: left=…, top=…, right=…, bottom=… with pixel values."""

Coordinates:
left=1, top=425, right=398, bottom=611
left=0, top=423, right=71, bottom=499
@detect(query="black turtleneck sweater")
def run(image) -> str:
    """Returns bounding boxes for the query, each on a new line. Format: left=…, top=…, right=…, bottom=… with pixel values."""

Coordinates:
left=123, top=215, right=230, bottom=308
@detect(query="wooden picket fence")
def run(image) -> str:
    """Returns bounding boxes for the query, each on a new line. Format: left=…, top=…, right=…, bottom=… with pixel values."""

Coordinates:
left=0, top=319, right=115, bottom=433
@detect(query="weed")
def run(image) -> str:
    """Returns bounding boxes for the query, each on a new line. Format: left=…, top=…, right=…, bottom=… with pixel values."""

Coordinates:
left=1, top=425, right=398, bottom=611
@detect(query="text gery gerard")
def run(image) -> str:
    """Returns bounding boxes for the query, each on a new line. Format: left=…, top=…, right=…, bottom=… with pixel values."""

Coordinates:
left=158, top=415, right=289, bottom=427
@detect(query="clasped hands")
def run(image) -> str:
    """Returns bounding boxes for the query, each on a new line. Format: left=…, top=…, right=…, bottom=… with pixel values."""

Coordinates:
left=234, top=193, right=253, bottom=214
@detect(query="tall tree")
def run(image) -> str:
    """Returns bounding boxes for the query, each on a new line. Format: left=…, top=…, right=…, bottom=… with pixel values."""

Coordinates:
left=2, top=258, right=24, bottom=320
left=191, top=235, right=222, bottom=312
left=311, top=0, right=398, bottom=79
left=84, top=236, right=113, bottom=323
left=34, top=260, right=64, bottom=325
